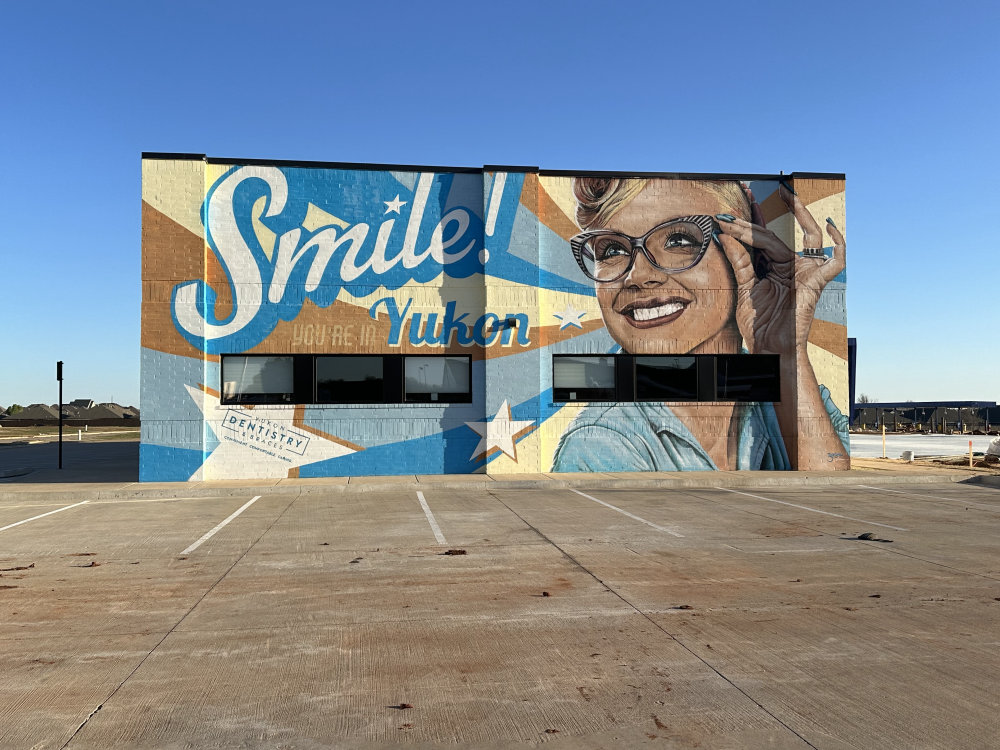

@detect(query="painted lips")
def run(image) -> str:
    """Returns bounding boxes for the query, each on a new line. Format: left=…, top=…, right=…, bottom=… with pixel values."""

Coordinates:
left=619, top=298, right=689, bottom=328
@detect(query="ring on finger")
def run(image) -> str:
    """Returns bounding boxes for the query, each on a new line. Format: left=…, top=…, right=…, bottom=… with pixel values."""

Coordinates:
left=801, top=247, right=826, bottom=259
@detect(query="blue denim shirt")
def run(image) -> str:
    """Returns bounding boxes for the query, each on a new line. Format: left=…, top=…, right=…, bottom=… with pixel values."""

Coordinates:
left=551, top=386, right=848, bottom=472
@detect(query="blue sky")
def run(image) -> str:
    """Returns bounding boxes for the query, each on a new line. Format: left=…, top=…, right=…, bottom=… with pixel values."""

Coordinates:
left=2, top=0, right=997, bottom=407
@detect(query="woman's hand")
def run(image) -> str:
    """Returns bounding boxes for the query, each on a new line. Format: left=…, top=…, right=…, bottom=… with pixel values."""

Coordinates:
left=714, top=184, right=846, bottom=355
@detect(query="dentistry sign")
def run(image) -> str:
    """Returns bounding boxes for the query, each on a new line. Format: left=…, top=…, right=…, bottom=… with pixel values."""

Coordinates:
left=141, top=155, right=849, bottom=481
left=221, top=409, right=310, bottom=457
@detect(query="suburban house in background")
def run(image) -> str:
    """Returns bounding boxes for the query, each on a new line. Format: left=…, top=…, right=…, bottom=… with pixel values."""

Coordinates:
left=0, top=402, right=139, bottom=426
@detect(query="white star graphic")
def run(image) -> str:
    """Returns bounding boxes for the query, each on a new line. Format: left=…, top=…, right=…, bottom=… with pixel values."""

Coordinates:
left=384, top=195, right=406, bottom=214
left=553, top=303, right=586, bottom=330
left=186, top=385, right=361, bottom=480
left=465, top=400, right=535, bottom=463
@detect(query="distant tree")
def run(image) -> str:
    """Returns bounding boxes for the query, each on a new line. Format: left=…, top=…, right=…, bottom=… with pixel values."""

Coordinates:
left=856, top=393, right=875, bottom=404
left=7, top=404, right=23, bottom=414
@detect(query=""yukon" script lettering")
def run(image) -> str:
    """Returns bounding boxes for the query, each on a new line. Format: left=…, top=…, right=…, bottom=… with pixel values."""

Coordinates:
left=369, top=297, right=530, bottom=347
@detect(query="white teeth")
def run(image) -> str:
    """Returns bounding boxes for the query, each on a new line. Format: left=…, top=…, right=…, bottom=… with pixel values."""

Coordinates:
left=630, top=302, right=684, bottom=322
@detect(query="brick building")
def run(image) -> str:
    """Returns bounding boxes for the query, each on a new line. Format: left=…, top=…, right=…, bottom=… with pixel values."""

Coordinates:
left=141, top=154, right=850, bottom=481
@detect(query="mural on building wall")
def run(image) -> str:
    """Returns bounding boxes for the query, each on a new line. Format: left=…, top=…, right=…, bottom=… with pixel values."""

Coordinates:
left=549, top=176, right=849, bottom=472
left=141, top=157, right=849, bottom=481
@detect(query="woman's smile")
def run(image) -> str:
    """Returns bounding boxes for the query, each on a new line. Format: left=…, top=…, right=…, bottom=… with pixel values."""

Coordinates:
left=616, top=295, right=690, bottom=328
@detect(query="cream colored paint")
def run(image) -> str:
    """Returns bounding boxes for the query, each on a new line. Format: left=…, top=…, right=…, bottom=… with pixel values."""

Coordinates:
left=808, top=342, right=849, bottom=414
left=142, top=158, right=205, bottom=238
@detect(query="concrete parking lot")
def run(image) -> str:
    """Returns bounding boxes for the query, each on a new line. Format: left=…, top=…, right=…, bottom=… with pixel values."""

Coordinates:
left=1, top=471, right=998, bottom=748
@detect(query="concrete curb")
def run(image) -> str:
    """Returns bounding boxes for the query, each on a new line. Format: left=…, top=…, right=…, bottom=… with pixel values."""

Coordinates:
left=0, top=470, right=972, bottom=502
left=961, top=474, right=1000, bottom=489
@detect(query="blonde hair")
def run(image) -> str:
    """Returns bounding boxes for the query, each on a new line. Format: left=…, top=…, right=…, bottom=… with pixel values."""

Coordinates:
left=573, top=177, right=751, bottom=230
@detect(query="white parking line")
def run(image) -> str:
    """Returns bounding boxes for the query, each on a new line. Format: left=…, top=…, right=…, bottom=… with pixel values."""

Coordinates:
left=0, top=500, right=89, bottom=533
left=181, top=496, right=261, bottom=554
left=715, top=488, right=908, bottom=531
left=91, top=497, right=187, bottom=505
left=857, top=484, right=1000, bottom=512
left=416, top=491, right=447, bottom=545
left=570, top=489, right=684, bottom=537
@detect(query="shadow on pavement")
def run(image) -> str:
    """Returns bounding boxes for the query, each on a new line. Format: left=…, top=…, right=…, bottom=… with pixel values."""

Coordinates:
left=0, top=440, right=138, bottom=483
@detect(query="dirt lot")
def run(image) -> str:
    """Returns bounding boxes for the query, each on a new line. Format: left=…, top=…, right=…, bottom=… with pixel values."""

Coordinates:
left=853, top=456, right=1000, bottom=477
left=0, top=425, right=140, bottom=444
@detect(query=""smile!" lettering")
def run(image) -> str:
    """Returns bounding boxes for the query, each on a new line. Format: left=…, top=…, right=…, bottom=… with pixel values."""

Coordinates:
left=171, top=166, right=490, bottom=353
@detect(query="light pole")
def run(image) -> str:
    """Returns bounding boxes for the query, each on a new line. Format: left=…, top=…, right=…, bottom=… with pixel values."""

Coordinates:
left=56, top=361, right=64, bottom=469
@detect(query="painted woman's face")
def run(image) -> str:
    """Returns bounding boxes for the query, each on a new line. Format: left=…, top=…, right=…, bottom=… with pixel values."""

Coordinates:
left=595, top=181, right=741, bottom=355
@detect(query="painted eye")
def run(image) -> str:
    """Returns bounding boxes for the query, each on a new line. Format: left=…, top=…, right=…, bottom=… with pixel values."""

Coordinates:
left=664, top=232, right=697, bottom=249
left=663, top=231, right=701, bottom=255
left=594, top=238, right=631, bottom=260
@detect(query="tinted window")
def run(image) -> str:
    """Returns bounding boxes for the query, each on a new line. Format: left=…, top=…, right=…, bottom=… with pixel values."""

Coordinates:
left=716, top=355, right=781, bottom=402
left=221, top=356, right=295, bottom=404
left=404, top=356, right=471, bottom=402
left=635, top=357, right=698, bottom=401
left=553, top=356, right=617, bottom=401
left=316, top=357, right=384, bottom=403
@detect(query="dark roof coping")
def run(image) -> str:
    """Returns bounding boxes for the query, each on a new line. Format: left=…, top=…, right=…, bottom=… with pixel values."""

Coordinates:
left=141, top=152, right=206, bottom=161
left=140, top=153, right=844, bottom=180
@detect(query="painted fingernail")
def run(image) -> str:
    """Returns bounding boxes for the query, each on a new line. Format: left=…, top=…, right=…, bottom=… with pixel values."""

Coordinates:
left=779, top=181, right=797, bottom=195
left=826, top=217, right=837, bottom=228
left=712, top=230, right=724, bottom=245
left=716, top=214, right=736, bottom=222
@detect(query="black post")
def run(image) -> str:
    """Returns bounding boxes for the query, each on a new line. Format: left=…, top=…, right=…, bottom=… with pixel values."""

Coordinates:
left=57, top=361, right=64, bottom=469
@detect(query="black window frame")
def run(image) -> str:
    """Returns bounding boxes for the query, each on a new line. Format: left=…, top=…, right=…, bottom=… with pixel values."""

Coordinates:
left=634, top=355, right=701, bottom=402
left=220, top=354, right=308, bottom=405
left=219, top=353, right=473, bottom=406
left=552, top=354, right=780, bottom=404
left=402, top=355, right=473, bottom=404
left=715, top=354, right=782, bottom=403
left=551, top=354, right=624, bottom=402
left=314, top=354, right=392, bottom=404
